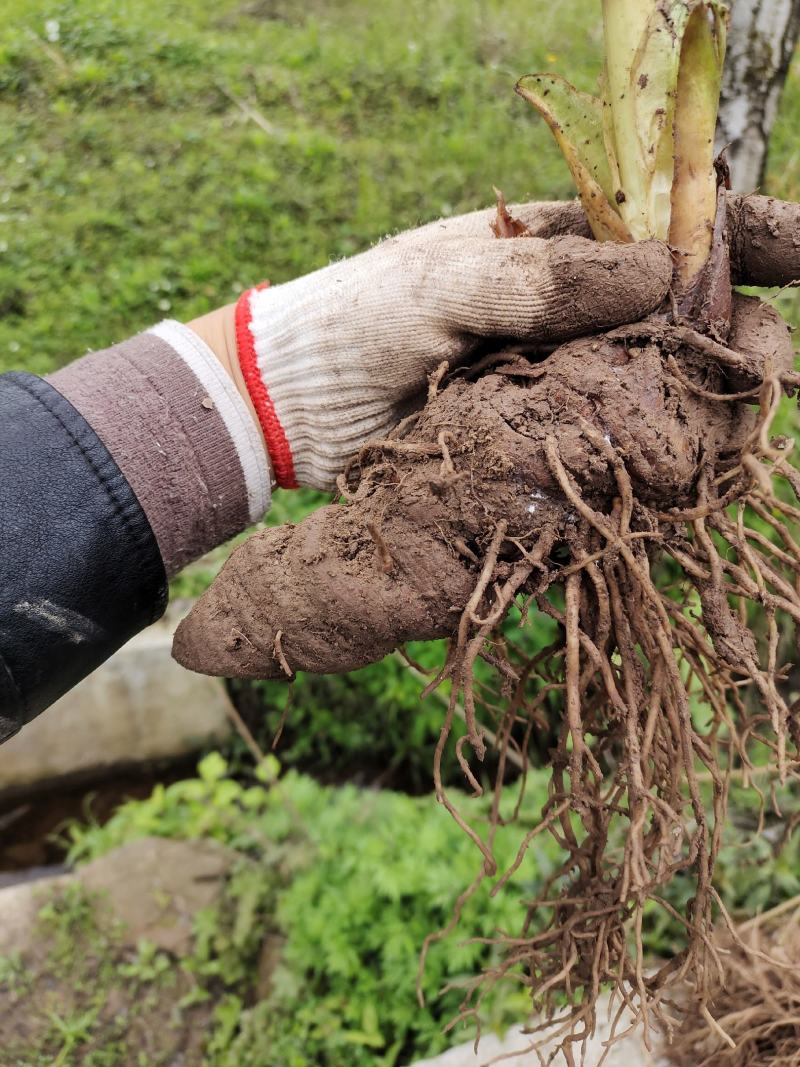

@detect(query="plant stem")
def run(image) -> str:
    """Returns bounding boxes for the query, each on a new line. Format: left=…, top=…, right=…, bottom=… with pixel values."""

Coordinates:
left=670, top=3, right=728, bottom=285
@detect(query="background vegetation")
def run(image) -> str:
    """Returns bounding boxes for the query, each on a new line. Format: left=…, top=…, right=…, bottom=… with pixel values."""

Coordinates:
left=1, top=0, right=799, bottom=1063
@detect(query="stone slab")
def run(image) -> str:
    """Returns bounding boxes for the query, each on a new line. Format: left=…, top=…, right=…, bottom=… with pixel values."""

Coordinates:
left=80, top=836, right=235, bottom=954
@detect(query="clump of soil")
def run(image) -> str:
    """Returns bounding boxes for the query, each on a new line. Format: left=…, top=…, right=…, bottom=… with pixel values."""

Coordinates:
left=174, top=191, right=800, bottom=1050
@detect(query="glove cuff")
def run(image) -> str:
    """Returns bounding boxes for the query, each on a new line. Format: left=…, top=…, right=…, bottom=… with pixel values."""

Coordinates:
left=50, top=321, right=272, bottom=576
left=235, top=283, right=300, bottom=490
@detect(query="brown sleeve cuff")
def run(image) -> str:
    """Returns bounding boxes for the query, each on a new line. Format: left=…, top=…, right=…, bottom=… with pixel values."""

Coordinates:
left=48, top=322, right=271, bottom=577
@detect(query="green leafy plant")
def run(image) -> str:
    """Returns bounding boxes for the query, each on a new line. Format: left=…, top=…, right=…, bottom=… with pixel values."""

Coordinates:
left=65, top=755, right=560, bottom=1064
left=228, top=606, right=561, bottom=791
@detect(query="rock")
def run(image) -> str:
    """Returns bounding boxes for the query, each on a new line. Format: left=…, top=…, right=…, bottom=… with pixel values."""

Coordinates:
left=0, top=602, right=232, bottom=797
left=409, top=1000, right=672, bottom=1067
left=80, top=836, right=235, bottom=954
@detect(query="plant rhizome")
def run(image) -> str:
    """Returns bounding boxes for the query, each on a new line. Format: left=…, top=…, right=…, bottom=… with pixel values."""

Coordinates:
left=174, top=0, right=800, bottom=1056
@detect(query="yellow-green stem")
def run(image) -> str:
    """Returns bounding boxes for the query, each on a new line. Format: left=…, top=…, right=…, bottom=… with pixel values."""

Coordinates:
left=669, top=4, right=728, bottom=285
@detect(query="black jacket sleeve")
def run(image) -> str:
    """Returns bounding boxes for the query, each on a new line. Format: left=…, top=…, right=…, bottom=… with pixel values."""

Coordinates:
left=0, top=372, right=168, bottom=743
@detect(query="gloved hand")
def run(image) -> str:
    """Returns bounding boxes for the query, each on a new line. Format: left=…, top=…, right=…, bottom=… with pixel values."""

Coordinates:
left=225, top=200, right=673, bottom=489
left=187, top=190, right=799, bottom=497
left=174, top=191, right=800, bottom=681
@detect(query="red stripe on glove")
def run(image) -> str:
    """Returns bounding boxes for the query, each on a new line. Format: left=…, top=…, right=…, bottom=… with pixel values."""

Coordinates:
left=235, top=284, right=299, bottom=490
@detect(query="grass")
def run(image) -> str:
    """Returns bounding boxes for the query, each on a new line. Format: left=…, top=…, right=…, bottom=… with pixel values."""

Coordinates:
left=3, top=0, right=796, bottom=381
left=0, top=0, right=585, bottom=374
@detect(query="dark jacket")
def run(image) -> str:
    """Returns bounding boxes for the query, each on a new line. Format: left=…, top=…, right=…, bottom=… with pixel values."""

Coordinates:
left=0, top=372, right=167, bottom=743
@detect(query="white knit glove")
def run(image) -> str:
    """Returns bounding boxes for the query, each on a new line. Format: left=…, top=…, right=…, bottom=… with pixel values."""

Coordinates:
left=234, top=200, right=672, bottom=490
